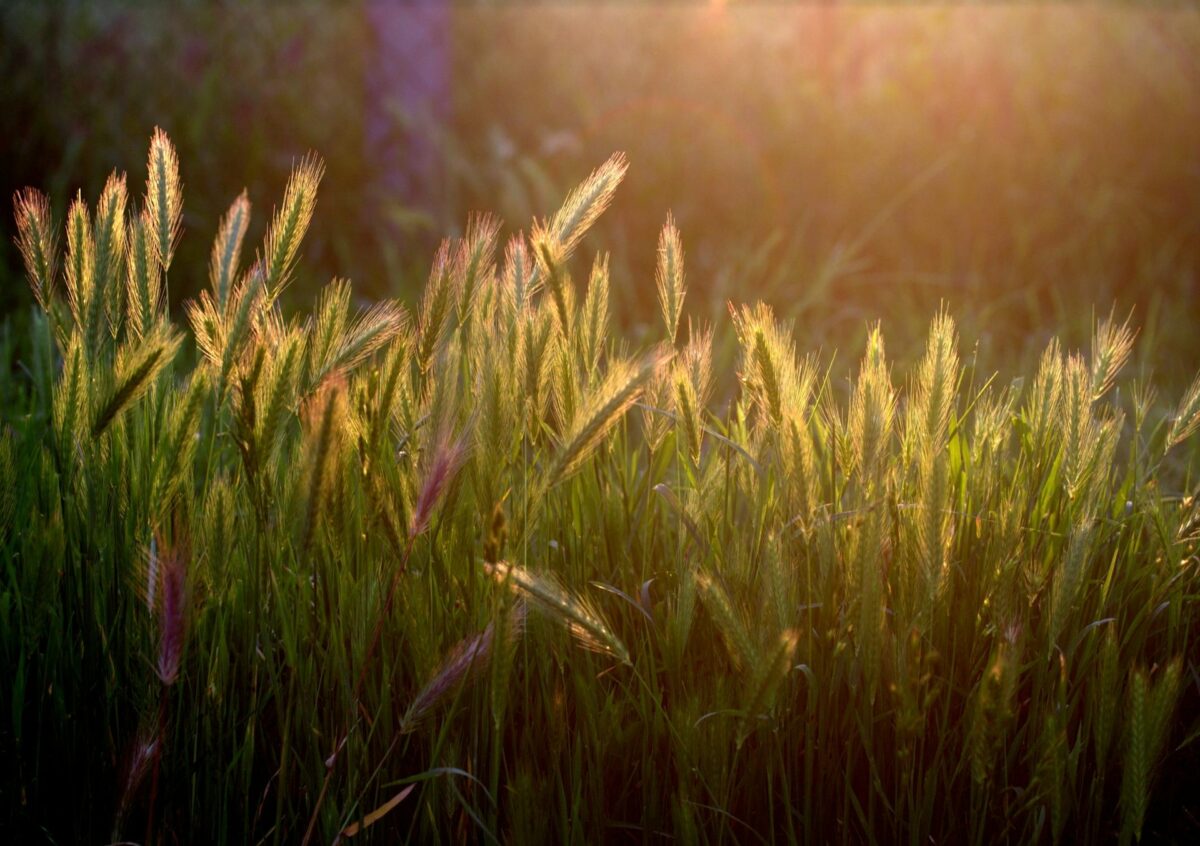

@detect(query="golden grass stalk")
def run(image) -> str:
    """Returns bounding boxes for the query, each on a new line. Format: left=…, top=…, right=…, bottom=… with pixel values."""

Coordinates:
left=911, top=311, right=959, bottom=452
left=544, top=351, right=663, bottom=488
left=303, top=279, right=404, bottom=393
left=534, top=237, right=574, bottom=339
left=641, top=363, right=673, bottom=455
left=655, top=213, right=686, bottom=345
left=209, top=191, right=251, bottom=310
left=519, top=305, right=555, bottom=438
left=252, top=328, right=304, bottom=457
left=969, top=384, right=1017, bottom=503
left=93, top=171, right=128, bottom=292
left=125, top=211, right=157, bottom=339
left=1090, top=310, right=1136, bottom=402
left=673, top=372, right=701, bottom=463
left=364, top=334, right=411, bottom=460
left=485, top=561, right=630, bottom=665
left=762, top=533, right=794, bottom=635
left=848, top=324, right=896, bottom=486
left=64, top=192, right=94, bottom=332
left=551, top=334, right=577, bottom=434
left=307, top=280, right=351, bottom=385
left=187, top=273, right=263, bottom=403
left=782, top=409, right=818, bottom=519
left=144, top=127, right=182, bottom=275
left=525, top=152, right=627, bottom=331
left=1025, top=339, right=1065, bottom=460
left=578, top=253, right=610, bottom=381
left=88, top=171, right=128, bottom=350
left=911, top=311, right=959, bottom=602
left=473, top=350, right=517, bottom=509
left=337, top=300, right=409, bottom=375
left=731, top=302, right=807, bottom=430
left=260, top=152, right=323, bottom=301
left=543, top=151, right=629, bottom=264
left=501, top=234, right=532, bottom=319
left=13, top=187, right=58, bottom=311
left=1060, top=353, right=1091, bottom=492
left=92, top=324, right=183, bottom=437
left=298, top=378, right=345, bottom=552
left=1164, top=369, right=1200, bottom=454
left=416, top=240, right=454, bottom=386
left=455, top=213, right=501, bottom=326
left=53, top=334, right=86, bottom=460
left=154, top=371, right=209, bottom=508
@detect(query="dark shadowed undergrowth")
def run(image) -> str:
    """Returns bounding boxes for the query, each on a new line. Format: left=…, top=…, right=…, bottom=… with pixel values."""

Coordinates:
left=2, top=131, right=1199, bottom=844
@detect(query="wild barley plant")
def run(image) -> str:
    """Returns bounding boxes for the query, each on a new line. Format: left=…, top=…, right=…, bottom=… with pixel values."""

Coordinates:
left=3, top=130, right=1199, bottom=844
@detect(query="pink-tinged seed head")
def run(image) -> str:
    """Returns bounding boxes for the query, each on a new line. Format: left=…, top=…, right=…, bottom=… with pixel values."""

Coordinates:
left=405, top=602, right=526, bottom=727
left=409, top=429, right=469, bottom=538
left=155, top=531, right=189, bottom=686
left=113, top=723, right=161, bottom=833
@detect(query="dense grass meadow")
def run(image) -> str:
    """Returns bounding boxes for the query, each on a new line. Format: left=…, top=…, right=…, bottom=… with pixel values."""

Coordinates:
left=2, top=128, right=1199, bottom=844
left=2, top=4, right=1200, bottom=845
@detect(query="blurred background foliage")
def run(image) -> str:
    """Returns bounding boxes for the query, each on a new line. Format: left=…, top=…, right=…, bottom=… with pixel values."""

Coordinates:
left=2, top=1, right=1198, bottom=380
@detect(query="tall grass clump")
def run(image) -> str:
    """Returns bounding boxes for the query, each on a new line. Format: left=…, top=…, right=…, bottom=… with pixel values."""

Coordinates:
left=2, top=130, right=1198, bottom=844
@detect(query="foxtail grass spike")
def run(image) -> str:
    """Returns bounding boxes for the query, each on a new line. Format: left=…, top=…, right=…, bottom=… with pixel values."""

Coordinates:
left=125, top=210, right=156, bottom=338
left=260, top=152, right=323, bottom=300
left=548, top=151, right=628, bottom=261
left=1091, top=310, right=1136, bottom=402
left=1165, top=369, right=1200, bottom=453
left=13, top=187, right=57, bottom=311
left=210, top=191, right=251, bottom=310
left=455, top=212, right=501, bottom=325
left=64, top=192, right=93, bottom=331
left=145, top=127, right=183, bottom=275
left=92, top=326, right=183, bottom=437
left=544, top=351, right=663, bottom=487
left=656, top=214, right=686, bottom=345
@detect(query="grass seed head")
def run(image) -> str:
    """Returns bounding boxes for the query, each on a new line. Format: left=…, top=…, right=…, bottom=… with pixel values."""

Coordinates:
left=145, top=127, right=183, bottom=274
left=656, top=213, right=686, bottom=345
left=13, top=187, right=58, bottom=310
left=410, top=426, right=470, bottom=538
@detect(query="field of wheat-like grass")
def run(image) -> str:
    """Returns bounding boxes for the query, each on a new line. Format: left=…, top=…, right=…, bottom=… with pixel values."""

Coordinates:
left=2, top=130, right=1199, bottom=844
